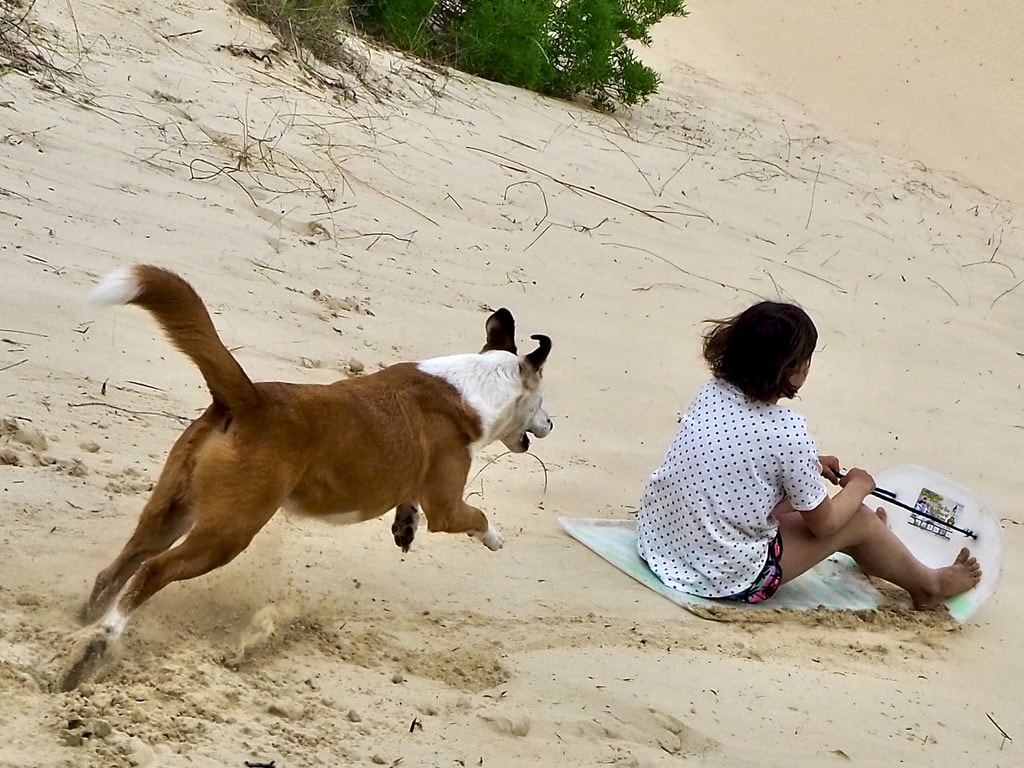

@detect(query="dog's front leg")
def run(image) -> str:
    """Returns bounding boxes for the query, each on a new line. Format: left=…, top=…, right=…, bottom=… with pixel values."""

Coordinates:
left=423, top=499, right=502, bottom=551
left=469, top=516, right=504, bottom=551
left=420, top=453, right=503, bottom=550
left=420, top=491, right=503, bottom=550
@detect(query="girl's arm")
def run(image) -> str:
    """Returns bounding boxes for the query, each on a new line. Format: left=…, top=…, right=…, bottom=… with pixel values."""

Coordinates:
left=800, top=468, right=875, bottom=539
left=818, top=454, right=841, bottom=483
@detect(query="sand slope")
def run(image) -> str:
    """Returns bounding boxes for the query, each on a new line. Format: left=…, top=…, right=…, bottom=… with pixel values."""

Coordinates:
left=1, top=1, right=1021, bottom=766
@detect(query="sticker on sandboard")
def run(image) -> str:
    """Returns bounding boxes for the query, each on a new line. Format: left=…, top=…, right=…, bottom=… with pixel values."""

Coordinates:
left=909, top=487, right=964, bottom=540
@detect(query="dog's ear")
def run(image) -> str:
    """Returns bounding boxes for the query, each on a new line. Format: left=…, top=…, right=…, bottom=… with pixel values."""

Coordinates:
left=482, top=308, right=517, bottom=354
left=524, top=334, right=551, bottom=371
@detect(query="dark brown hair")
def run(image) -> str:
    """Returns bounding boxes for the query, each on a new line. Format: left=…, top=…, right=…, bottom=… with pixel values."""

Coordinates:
left=702, top=301, right=817, bottom=402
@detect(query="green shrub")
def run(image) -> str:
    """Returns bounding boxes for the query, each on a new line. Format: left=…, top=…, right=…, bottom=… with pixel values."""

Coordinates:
left=242, top=0, right=687, bottom=109
left=365, top=0, right=441, bottom=56
left=544, top=0, right=623, bottom=105
left=455, top=0, right=551, bottom=90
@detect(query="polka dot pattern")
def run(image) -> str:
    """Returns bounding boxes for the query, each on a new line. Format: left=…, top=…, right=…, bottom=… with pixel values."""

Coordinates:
left=636, top=378, right=827, bottom=598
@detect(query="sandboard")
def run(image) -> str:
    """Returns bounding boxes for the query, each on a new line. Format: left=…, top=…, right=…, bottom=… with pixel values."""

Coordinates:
left=559, top=518, right=886, bottom=613
left=872, top=464, right=1001, bottom=622
left=560, top=465, right=1001, bottom=621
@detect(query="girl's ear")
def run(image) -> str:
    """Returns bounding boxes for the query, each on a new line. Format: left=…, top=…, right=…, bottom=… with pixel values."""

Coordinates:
left=786, top=360, right=811, bottom=395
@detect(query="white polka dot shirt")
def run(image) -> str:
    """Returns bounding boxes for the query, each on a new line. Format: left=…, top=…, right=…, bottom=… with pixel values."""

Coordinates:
left=636, top=377, right=827, bottom=598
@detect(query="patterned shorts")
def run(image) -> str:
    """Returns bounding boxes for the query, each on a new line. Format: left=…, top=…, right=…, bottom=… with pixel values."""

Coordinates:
left=722, top=532, right=784, bottom=604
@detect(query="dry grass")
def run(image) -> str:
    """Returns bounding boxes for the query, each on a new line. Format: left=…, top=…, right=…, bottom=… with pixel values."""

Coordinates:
left=235, top=0, right=352, bottom=64
left=1, top=0, right=70, bottom=83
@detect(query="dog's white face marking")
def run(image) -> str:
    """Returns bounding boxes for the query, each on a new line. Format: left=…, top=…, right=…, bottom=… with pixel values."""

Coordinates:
left=498, top=390, right=551, bottom=454
left=529, top=407, right=553, bottom=437
left=418, top=350, right=550, bottom=455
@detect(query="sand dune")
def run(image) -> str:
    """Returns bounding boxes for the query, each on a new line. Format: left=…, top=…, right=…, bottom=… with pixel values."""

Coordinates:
left=1, top=1, right=1020, bottom=766
left=648, top=1, right=1024, bottom=206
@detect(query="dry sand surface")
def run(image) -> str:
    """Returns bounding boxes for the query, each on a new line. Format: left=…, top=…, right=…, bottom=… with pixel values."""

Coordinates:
left=1, top=1, right=1021, bottom=766
left=648, top=1, right=1024, bottom=207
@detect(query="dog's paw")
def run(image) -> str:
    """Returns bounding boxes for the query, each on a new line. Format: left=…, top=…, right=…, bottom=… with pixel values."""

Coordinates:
left=52, top=626, right=116, bottom=692
left=391, top=503, right=420, bottom=553
left=473, top=526, right=504, bottom=551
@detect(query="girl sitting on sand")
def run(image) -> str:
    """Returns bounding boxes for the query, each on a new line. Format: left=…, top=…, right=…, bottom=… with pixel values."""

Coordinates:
left=635, top=301, right=981, bottom=608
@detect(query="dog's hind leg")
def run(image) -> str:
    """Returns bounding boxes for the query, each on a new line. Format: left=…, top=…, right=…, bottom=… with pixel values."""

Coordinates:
left=60, top=492, right=282, bottom=691
left=81, top=417, right=213, bottom=623
left=80, top=491, right=191, bottom=624
left=391, top=502, right=420, bottom=552
left=114, top=516, right=274, bottom=616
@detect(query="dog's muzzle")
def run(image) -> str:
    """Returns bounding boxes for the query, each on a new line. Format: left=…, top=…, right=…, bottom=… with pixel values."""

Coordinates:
left=529, top=414, right=553, bottom=439
left=503, top=411, right=553, bottom=454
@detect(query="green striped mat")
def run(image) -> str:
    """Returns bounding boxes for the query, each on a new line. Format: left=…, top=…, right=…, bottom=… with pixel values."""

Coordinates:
left=560, top=517, right=884, bottom=612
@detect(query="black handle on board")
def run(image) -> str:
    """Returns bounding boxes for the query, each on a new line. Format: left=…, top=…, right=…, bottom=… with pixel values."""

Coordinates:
left=833, top=469, right=977, bottom=540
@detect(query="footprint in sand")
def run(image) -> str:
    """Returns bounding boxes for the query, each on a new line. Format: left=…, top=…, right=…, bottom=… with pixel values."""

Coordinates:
left=573, top=704, right=718, bottom=759
left=309, top=288, right=375, bottom=318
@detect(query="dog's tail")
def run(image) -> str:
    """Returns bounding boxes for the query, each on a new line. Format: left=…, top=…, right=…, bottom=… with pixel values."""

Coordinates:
left=91, top=264, right=259, bottom=413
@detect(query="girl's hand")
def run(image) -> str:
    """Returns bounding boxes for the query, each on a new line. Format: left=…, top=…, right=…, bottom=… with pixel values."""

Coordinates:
left=819, top=455, right=841, bottom=484
left=839, top=467, right=876, bottom=497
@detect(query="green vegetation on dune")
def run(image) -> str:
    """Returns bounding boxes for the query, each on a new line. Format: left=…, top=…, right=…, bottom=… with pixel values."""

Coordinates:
left=237, top=0, right=686, bottom=110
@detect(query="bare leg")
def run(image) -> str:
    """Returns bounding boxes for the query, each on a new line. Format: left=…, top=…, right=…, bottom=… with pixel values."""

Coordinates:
left=775, top=502, right=981, bottom=609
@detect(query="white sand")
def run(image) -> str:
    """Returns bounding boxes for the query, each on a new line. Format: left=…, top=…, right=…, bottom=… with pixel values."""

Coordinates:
left=648, top=1, right=1024, bottom=206
left=1, top=1, right=1020, bottom=766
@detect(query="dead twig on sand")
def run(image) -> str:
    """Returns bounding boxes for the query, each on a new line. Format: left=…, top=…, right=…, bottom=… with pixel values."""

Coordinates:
left=0, top=358, right=28, bottom=373
left=468, top=146, right=712, bottom=223
left=335, top=231, right=414, bottom=249
left=963, top=226, right=1016, bottom=278
left=468, top=450, right=549, bottom=495
left=504, top=180, right=549, bottom=230
left=985, top=712, right=1012, bottom=750
left=603, top=136, right=665, bottom=198
left=775, top=264, right=846, bottom=294
left=189, top=158, right=259, bottom=206
left=611, top=242, right=756, bottom=297
left=524, top=222, right=552, bottom=252
left=217, top=42, right=275, bottom=66
left=927, top=277, right=958, bottom=305
left=804, top=163, right=821, bottom=229
left=737, top=153, right=797, bottom=180
left=337, top=167, right=439, bottom=226
left=67, top=401, right=191, bottom=424
left=162, top=28, right=202, bottom=40
left=990, top=278, right=1024, bottom=310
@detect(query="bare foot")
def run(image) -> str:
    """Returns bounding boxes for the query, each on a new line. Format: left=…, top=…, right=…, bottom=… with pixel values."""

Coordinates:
left=875, top=506, right=888, bottom=525
left=912, top=548, right=982, bottom=610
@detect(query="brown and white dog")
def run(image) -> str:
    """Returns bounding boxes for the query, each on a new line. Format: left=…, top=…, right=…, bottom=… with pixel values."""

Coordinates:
left=60, top=264, right=552, bottom=690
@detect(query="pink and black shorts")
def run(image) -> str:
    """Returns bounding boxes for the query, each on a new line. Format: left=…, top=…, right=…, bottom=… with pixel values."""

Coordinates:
left=722, top=532, right=783, bottom=604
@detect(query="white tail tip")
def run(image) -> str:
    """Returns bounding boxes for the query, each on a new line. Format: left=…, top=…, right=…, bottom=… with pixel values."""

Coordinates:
left=89, top=266, right=141, bottom=306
